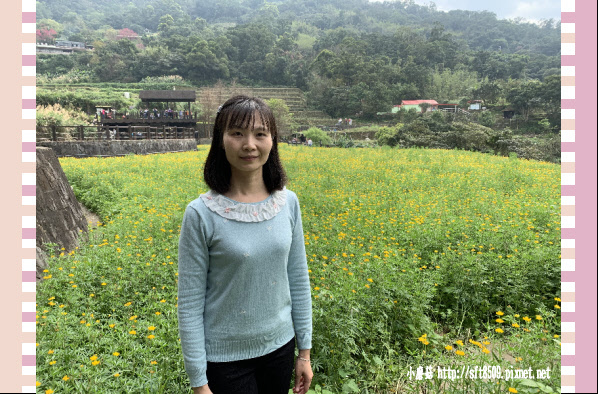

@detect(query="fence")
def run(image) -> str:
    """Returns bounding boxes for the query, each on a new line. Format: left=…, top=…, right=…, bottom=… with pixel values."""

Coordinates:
left=37, top=125, right=198, bottom=142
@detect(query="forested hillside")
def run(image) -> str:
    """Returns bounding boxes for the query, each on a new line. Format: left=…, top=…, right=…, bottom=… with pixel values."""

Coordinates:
left=36, top=0, right=560, bottom=118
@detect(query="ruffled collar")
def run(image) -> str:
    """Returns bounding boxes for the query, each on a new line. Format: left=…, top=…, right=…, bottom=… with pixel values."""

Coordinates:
left=200, top=188, right=287, bottom=222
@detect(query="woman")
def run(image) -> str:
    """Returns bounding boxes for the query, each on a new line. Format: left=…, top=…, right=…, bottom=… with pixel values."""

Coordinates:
left=178, top=96, right=313, bottom=394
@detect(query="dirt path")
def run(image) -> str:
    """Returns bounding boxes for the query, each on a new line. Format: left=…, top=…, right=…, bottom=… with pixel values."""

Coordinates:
left=80, top=203, right=101, bottom=228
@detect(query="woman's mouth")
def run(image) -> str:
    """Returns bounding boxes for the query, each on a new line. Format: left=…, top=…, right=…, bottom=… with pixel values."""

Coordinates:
left=241, top=156, right=258, bottom=161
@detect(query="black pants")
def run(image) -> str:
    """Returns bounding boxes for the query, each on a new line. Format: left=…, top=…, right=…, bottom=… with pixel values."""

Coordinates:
left=206, top=338, right=295, bottom=394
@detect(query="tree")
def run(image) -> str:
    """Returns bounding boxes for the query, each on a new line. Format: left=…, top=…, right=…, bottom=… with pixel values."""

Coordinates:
left=266, top=99, right=296, bottom=137
left=418, top=102, right=431, bottom=113
left=506, top=81, right=542, bottom=120
left=36, top=28, right=58, bottom=44
left=472, top=79, right=502, bottom=105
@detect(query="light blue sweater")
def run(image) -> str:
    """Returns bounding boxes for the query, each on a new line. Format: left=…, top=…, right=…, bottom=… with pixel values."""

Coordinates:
left=177, top=188, right=313, bottom=388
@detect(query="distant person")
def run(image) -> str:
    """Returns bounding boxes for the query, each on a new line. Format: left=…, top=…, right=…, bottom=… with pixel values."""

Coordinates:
left=307, top=138, right=313, bottom=147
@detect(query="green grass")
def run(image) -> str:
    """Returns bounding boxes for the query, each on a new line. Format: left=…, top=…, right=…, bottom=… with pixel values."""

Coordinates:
left=37, top=146, right=561, bottom=393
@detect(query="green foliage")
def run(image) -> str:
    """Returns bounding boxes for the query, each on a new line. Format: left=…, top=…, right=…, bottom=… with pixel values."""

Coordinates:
left=36, top=87, right=137, bottom=114
left=36, top=103, right=91, bottom=124
left=303, top=127, right=332, bottom=146
left=266, top=98, right=297, bottom=136
left=478, top=110, right=496, bottom=128
left=375, top=125, right=401, bottom=147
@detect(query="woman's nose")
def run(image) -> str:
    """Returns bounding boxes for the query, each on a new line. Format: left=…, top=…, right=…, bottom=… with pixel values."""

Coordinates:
left=243, top=135, right=257, bottom=150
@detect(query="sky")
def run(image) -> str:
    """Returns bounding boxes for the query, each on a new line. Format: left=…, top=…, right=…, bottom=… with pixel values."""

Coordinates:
left=368, top=0, right=562, bottom=23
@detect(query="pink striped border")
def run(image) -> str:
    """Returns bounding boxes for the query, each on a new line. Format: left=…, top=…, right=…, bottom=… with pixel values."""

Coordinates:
left=563, top=0, right=598, bottom=392
left=21, top=0, right=36, bottom=392
left=560, top=1, right=575, bottom=392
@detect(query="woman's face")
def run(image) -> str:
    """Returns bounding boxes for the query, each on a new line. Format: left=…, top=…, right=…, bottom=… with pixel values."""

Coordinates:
left=222, top=112, right=273, bottom=176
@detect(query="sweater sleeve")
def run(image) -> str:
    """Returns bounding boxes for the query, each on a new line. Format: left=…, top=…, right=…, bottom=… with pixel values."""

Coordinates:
left=177, top=204, right=210, bottom=388
left=286, top=192, right=313, bottom=350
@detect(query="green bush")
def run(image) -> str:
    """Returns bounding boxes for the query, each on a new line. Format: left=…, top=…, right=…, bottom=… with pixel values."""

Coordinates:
left=375, top=125, right=402, bottom=147
left=303, top=127, right=332, bottom=146
left=478, top=110, right=496, bottom=128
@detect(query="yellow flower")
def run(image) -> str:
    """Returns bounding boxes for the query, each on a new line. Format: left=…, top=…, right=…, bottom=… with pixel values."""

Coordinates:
left=147, top=334, right=156, bottom=339
left=496, top=318, right=504, bottom=323
left=445, top=345, right=452, bottom=350
left=314, top=287, right=320, bottom=291
left=367, top=278, right=373, bottom=282
left=455, top=350, right=465, bottom=356
left=114, top=373, right=120, bottom=377
left=48, top=350, right=54, bottom=354
left=535, top=315, right=542, bottom=320
left=112, top=352, right=120, bottom=356
left=522, top=316, right=532, bottom=322
left=90, top=355, right=98, bottom=361
left=36, top=381, right=41, bottom=387
left=554, top=297, right=561, bottom=302
left=92, top=360, right=100, bottom=366
left=46, top=390, right=54, bottom=394
left=62, top=375, right=70, bottom=381
left=155, top=312, right=161, bottom=315
left=482, top=348, right=490, bottom=354
left=554, top=305, right=561, bottom=309
left=148, top=326, right=156, bottom=331
left=456, top=340, right=464, bottom=346
left=512, top=323, right=520, bottom=328
left=495, top=328, right=504, bottom=333
left=496, top=311, right=504, bottom=316
left=129, top=330, right=137, bottom=335
left=509, top=388, right=518, bottom=393
left=109, top=324, right=116, bottom=328
left=151, top=360, right=158, bottom=365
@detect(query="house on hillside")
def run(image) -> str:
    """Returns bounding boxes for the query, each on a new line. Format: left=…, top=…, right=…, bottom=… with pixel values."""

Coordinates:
left=468, top=100, right=483, bottom=110
left=392, top=100, right=439, bottom=113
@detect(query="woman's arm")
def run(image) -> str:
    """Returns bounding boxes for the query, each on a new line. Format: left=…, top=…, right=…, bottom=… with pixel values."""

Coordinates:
left=178, top=204, right=211, bottom=388
left=286, top=192, right=314, bottom=394
left=286, top=192, right=313, bottom=350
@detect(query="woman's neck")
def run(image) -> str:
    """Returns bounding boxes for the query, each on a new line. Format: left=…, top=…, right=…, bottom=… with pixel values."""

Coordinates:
left=225, top=170, right=269, bottom=203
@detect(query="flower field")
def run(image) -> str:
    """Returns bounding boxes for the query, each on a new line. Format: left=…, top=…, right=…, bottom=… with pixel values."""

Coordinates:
left=37, top=146, right=561, bottom=393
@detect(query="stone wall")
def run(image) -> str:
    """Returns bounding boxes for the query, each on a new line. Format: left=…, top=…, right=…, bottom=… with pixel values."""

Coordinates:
left=36, top=139, right=197, bottom=158
left=36, top=147, right=88, bottom=280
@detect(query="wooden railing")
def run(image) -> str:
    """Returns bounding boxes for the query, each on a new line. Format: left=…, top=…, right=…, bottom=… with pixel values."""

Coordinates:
left=37, top=125, right=198, bottom=142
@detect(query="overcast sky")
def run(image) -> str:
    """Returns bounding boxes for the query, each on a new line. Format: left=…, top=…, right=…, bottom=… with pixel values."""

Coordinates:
left=368, top=0, right=561, bottom=23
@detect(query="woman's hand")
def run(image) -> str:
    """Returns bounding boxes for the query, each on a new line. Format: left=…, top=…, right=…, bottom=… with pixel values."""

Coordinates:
left=292, top=353, right=313, bottom=394
left=192, top=384, right=213, bottom=394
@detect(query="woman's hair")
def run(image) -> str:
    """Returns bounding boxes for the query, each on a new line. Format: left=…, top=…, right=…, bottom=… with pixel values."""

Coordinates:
left=203, top=95, right=287, bottom=194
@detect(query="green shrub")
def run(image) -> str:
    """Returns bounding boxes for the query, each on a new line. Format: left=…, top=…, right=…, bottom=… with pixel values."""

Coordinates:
left=303, top=127, right=332, bottom=145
